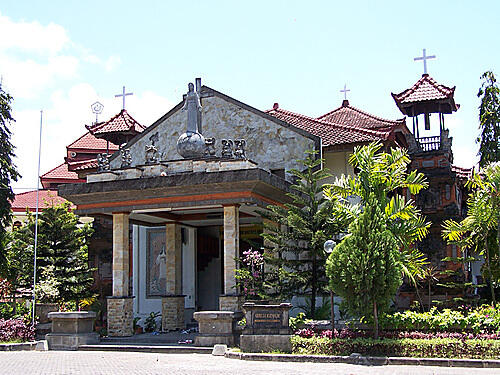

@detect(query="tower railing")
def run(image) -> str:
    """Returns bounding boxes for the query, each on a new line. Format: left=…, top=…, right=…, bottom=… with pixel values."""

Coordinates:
left=417, top=136, right=441, bottom=152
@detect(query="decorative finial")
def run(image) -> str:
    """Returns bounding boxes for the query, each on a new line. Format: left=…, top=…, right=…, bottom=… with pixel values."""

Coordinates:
left=115, top=86, right=133, bottom=110
left=414, top=49, right=436, bottom=75
left=91, top=101, right=104, bottom=124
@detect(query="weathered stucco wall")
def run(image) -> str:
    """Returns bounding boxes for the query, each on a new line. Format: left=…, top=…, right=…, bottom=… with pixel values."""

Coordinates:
left=110, top=95, right=316, bottom=175
left=322, top=150, right=355, bottom=184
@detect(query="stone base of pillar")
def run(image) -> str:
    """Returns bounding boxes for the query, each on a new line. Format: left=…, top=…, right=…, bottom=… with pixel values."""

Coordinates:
left=107, top=297, right=134, bottom=337
left=219, top=295, right=243, bottom=312
left=162, top=296, right=185, bottom=331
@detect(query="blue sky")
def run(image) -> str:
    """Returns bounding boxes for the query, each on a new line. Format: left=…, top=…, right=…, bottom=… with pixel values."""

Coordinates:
left=2, top=0, right=499, bottom=190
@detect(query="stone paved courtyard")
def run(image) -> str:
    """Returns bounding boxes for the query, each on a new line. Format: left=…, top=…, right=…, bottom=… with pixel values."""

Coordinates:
left=0, top=352, right=498, bottom=375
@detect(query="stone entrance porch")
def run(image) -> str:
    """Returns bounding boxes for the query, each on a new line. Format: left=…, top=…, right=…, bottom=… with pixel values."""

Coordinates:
left=59, top=163, right=291, bottom=337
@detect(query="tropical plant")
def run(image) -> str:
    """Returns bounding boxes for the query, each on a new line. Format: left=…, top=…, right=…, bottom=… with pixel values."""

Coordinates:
left=443, top=162, right=500, bottom=303
left=261, top=150, right=353, bottom=318
left=419, top=266, right=441, bottom=311
left=477, top=71, right=500, bottom=168
left=326, top=198, right=402, bottom=338
left=0, top=84, right=20, bottom=268
left=6, top=202, right=95, bottom=304
left=144, top=311, right=161, bottom=332
left=234, top=249, right=265, bottom=299
left=323, top=142, right=430, bottom=286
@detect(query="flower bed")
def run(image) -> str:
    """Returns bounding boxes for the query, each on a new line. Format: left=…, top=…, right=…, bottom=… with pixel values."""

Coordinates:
left=0, top=318, right=35, bottom=343
left=291, top=336, right=500, bottom=359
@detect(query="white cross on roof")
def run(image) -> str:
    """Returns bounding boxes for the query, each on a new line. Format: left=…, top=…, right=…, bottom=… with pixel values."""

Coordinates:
left=115, top=86, right=133, bottom=110
left=414, top=49, right=436, bottom=75
left=340, top=83, right=350, bottom=100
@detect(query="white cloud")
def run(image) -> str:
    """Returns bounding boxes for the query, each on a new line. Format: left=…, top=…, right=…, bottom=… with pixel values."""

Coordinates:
left=0, top=13, right=70, bottom=55
left=104, top=56, right=121, bottom=72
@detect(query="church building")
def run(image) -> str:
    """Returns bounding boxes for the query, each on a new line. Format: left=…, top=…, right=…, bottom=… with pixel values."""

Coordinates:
left=54, top=70, right=471, bottom=335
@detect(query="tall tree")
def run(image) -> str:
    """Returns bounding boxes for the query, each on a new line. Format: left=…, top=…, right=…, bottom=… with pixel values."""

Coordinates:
left=0, top=85, right=20, bottom=267
left=323, top=142, right=430, bottom=285
left=443, top=162, right=500, bottom=303
left=326, top=197, right=402, bottom=338
left=477, top=71, right=500, bottom=168
left=261, top=150, right=353, bottom=318
left=6, top=202, right=95, bottom=303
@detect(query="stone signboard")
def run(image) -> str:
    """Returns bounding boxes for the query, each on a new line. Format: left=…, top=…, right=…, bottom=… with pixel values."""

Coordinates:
left=240, top=302, right=292, bottom=353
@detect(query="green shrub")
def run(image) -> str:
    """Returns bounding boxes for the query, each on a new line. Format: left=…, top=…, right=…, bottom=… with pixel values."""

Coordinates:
left=379, top=305, right=500, bottom=333
left=291, top=336, right=500, bottom=359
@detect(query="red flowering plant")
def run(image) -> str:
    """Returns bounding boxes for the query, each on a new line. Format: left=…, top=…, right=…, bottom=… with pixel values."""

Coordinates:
left=235, top=249, right=266, bottom=300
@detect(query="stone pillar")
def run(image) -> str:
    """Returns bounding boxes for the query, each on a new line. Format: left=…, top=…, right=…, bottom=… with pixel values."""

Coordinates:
left=220, top=205, right=241, bottom=311
left=162, top=223, right=185, bottom=331
left=107, top=212, right=134, bottom=337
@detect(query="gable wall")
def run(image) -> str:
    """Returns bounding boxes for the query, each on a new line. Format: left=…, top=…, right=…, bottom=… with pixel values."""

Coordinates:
left=110, top=95, right=316, bottom=175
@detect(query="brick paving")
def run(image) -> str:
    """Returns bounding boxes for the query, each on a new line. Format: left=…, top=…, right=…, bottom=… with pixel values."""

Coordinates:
left=0, top=352, right=499, bottom=375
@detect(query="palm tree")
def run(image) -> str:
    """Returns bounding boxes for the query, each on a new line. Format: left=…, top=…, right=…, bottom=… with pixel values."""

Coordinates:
left=419, top=266, right=441, bottom=311
left=443, top=162, right=500, bottom=304
left=323, top=141, right=431, bottom=284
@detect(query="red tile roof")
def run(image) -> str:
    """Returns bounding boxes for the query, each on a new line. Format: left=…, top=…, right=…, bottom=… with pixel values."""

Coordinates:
left=392, top=74, right=457, bottom=105
left=11, top=190, right=68, bottom=212
left=267, top=107, right=392, bottom=147
left=41, top=162, right=84, bottom=181
left=86, top=109, right=146, bottom=136
left=68, top=158, right=99, bottom=171
left=318, top=100, right=405, bottom=131
left=452, top=165, right=472, bottom=179
left=67, top=132, right=119, bottom=151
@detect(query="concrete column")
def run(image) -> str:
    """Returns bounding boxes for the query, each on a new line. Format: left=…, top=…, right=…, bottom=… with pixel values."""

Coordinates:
left=223, top=205, right=239, bottom=295
left=165, top=223, right=182, bottom=295
left=112, top=212, right=130, bottom=297
left=162, top=223, right=184, bottom=331
left=219, top=205, right=241, bottom=312
left=108, top=212, right=134, bottom=336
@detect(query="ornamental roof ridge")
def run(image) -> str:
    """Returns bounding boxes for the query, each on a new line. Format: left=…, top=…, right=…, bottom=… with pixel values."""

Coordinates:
left=266, top=106, right=393, bottom=138
left=391, top=74, right=456, bottom=104
left=317, top=101, right=406, bottom=128
left=86, top=109, right=146, bottom=135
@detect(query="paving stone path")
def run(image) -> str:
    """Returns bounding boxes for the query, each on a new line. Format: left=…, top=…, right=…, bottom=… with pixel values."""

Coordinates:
left=0, top=351, right=498, bottom=375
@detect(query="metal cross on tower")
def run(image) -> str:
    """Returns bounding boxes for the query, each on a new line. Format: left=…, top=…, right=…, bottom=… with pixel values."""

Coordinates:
left=414, top=48, right=436, bottom=75
left=340, top=83, right=350, bottom=100
left=115, top=86, right=133, bottom=110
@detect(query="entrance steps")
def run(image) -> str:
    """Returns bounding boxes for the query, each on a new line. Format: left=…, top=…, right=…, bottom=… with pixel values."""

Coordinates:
left=78, top=344, right=211, bottom=354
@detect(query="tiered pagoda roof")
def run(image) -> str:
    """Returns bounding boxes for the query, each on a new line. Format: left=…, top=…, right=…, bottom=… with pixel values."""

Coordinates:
left=392, top=74, right=459, bottom=116
left=86, top=109, right=146, bottom=146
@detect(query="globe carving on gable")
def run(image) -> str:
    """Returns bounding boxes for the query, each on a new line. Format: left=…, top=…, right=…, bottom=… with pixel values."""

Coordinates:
left=177, top=131, right=206, bottom=158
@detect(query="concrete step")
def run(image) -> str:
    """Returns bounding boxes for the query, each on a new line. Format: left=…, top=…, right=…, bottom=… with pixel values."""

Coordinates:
left=78, top=344, right=212, bottom=354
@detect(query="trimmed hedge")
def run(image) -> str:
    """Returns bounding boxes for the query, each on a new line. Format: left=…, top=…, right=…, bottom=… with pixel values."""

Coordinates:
left=291, top=336, right=500, bottom=359
left=379, top=305, right=500, bottom=333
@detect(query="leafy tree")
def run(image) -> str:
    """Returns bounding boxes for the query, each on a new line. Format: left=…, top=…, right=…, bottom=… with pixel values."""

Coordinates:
left=443, top=162, right=500, bottom=303
left=6, top=202, right=95, bottom=303
left=0, top=85, right=20, bottom=267
left=323, top=142, right=430, bottom=285
left=326, top=197, right=402, bottom=338
left=261, top=150, right=353, bottom=318
left=477, top=71, right=500, bottom=168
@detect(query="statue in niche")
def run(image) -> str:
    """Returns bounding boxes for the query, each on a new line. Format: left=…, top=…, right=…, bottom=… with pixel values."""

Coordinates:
left=97, top=153, right=110, bottom=172
left=177, top=82, right=206, bottom=158
left=204, top=137, right=216, bottom=156
left=145, top=132, right=159, bottom=164
left=155, top=245, right=167, bottom=293
left=234, top=139, right=247, bottom=159
left=221, top=139, right=234, bottom=158
left=120, top=147, right=132, bottom=168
